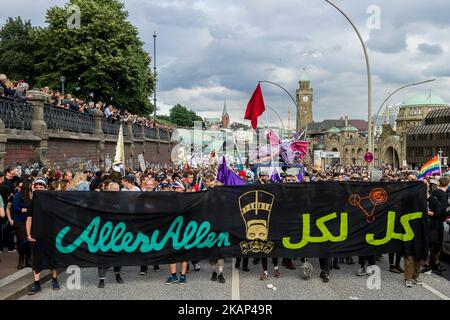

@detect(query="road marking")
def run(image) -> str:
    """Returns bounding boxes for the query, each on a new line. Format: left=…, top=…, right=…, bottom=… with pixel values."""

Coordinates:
left=422, top=283, right=450, bottom=300
left=231, top=259, right=240, bottom=300
left=0, top=268, right=32, bottom=288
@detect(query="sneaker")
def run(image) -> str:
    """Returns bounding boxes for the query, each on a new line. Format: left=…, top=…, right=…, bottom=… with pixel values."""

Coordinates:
left=211, top=272, right=218, bottom=282
left=234, top=261, right=240, bottom=269
left=28, top=284, right=41, bottom=295
left=366, top=267, right=375, bottom=276
left=405, top=280, right=413, bottom=288
left=319, top=271, right=325, bottom=279
left=115, top=274, right=124, bottom=284
left=420, top=265, right=431, bottom=274
left=242, top=266, right=250, bottom=272
left=52, top=280, right=60, bottom=291
left=140, top=267, right=148, bottom=276
left=165, top=275, right=178, bottom=285
left=413, top=278, right=423, bottom=286
left=194, top=264, right=201, bottom=272
left=8, top=249, right=16, bottom=253
left=323, top=273, right=330, bottom=283
left=389, top=265, right=402, bottom=274
left=260, top=272, right=269, bottom=281
left=153, top=265, right=160, bottom=272
left=179, top=275, right=187, bottom=285
left=98, top=279, right=105, bottom=289
left=218, top=273, right=226, bottom=283
left=356, top=267, right=366, bottom=276
left=274, top=269, right=281, bottom=278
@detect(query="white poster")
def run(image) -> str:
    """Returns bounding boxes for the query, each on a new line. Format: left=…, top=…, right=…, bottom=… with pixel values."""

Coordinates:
left=138, top=154, right=146, bottom=172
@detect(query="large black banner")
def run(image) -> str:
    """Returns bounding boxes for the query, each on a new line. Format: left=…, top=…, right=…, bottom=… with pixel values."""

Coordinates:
left=32, top=182, right=429, bottom=272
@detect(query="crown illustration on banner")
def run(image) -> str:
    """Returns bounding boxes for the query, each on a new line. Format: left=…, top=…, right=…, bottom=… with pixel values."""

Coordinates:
left=238, top=190, right=275, bottom=254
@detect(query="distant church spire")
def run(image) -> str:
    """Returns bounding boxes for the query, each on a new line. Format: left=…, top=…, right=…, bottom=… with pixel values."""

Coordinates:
left=222, top=100, right=229, bottom=116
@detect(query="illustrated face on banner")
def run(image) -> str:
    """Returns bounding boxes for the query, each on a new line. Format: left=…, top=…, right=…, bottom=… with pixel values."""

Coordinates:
left=239, top=190, right=275, bottom=254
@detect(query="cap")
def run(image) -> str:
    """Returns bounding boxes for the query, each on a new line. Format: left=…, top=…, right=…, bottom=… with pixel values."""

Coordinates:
left=34, top=177, right=47, bottom=186
left=160, top=183, right=171, bottom=189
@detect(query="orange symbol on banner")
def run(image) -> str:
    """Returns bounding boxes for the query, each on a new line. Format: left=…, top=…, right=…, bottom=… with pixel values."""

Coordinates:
left=349, top=188, right=388, bottom=223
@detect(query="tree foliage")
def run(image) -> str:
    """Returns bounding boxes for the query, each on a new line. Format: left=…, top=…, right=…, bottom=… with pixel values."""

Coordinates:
left=169, top=104, right=204, bottom=128
left=0, top=17, right=37, bottom=82
left=30, top=0, right=155, bottom=114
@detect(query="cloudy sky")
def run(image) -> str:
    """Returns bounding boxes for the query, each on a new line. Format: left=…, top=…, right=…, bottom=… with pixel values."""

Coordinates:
left=1, top=0, right=449, bottom=127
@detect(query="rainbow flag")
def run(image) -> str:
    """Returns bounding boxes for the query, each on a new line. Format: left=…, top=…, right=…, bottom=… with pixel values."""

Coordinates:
left=417, top=155, right=441, bottom=179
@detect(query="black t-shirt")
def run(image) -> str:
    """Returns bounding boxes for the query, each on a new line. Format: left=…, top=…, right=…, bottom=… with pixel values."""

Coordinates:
left=431, top=188, right=449, bottom=221
left=0, top=183, right=12, bottom=207
left=3, top=178, right=14, bottom=194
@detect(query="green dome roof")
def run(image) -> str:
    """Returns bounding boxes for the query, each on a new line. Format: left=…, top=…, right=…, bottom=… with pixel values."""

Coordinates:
left=403, top=93, right=447, bottom=107
left=326, top=127, right=341, bottom=134
left=300, top=70, right=310, bottom=82
left=341, top=126, right=358, bottom=132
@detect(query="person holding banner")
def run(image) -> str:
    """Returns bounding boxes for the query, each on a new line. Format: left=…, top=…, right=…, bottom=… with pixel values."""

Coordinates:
left=165, top=181, right=189, bottom=285
left=97, top=182, right=124, bottom=288
left=26, top=178, right=60, bottom=295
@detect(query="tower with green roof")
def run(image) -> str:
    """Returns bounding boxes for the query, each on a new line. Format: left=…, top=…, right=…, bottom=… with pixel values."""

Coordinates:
left=296, top=69, right=314, bottom=132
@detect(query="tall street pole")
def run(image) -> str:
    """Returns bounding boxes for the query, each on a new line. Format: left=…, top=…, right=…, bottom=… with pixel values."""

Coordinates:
left=324, top=0, right=373, bottom=172
left=153, top=31, right=157, bottom=120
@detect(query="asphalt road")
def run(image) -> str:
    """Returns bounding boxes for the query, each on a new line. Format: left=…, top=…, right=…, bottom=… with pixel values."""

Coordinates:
left=20, top=255, right=450, bottom=300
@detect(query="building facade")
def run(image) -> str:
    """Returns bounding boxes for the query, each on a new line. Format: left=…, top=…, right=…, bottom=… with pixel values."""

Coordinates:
left=299, top=70, right=449, bottom=169
left=406, top=107, right=450, bottom=168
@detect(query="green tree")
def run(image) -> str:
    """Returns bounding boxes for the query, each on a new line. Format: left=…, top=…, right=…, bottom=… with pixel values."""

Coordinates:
left=0, top=17, right=37, bottom=82
left=31, top=0, right=155, bottom=114
left=169, top=104, right=204, bottom=128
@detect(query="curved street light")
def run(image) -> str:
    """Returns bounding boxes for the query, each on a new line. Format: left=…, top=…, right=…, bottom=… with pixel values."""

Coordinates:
left=266, top=105, right=286, bottom=131
left=374, top=78, right=436, bottom=169
left=376, top=79, right=436, bottom=120
left=324, top=0, right=373, bottom=170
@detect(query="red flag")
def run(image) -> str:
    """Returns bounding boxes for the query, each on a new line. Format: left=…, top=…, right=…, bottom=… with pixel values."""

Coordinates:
left=245, top=83, right=266, bottom=129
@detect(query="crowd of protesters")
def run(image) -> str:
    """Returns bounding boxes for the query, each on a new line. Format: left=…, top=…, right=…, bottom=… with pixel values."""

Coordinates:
left=0, top=161, right=448, bottom=295
left=0, top=73, right=174, bottom=132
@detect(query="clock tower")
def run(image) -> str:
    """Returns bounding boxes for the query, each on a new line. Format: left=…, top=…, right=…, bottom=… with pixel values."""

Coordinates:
left=296, top=70, right=314, bottom=132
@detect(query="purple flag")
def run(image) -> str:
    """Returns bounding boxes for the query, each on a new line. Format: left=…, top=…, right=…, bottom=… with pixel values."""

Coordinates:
left=224, top=170, right=247, bottom=186
left=271, top=168, right=281, bottom=183
left=296, top=170, right=303, bottom=182
left=217, top=156, right=228, bottom=183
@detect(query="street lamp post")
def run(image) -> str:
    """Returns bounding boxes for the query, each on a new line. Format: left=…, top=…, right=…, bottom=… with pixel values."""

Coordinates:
left=324, top=0, right=373, bottom=172
left=374, top=79, right=436, bottom=169
left=376, top=79, right=436, bottom=122
left=258, top=80, right=298, bottom=136
left=153, top=31, right=157, bottom=120
left=60, top=76, right=66, bottom=96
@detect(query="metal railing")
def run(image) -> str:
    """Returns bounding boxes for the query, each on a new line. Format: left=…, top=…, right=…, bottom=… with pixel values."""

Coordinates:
left=0, top=97, right=170, bottom=141
left=132, top=123, right=142, bottom=138
left=0, top=97, right=33, bottom=130
left=102, top=118, right=128, bottom=136
left=144, top=127, right=158, bottom=140
left=44, top=104, right=94, bottom=134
